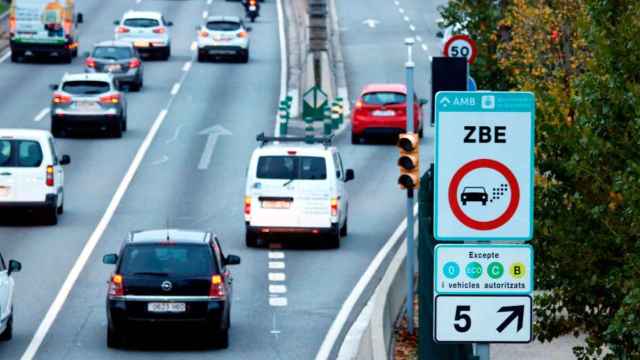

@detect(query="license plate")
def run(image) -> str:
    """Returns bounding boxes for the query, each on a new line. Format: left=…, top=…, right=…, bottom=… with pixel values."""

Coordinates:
left=107, top=64, right=121, bottom=72
left=76, top=101, right=98, bottom=110
left=372, top=110, right=395, bottom=116
left=0, top=186, right=10, bottom=197
left=249, top=5, right=256, bottom=10
left=134, top=40, right=149, bottom=48
left=147, top=302, right=186, bottom=313
left=262, top=200, right=291, bottom=209
left=209, top=50, right=235, bottom=55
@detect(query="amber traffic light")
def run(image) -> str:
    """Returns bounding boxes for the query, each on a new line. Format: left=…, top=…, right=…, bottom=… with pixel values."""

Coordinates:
left=397, top=133, right=420, bottom=189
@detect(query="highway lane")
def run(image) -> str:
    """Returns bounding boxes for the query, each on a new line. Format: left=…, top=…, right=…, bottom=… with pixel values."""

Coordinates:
left=0, top=0, right=208, bottom=358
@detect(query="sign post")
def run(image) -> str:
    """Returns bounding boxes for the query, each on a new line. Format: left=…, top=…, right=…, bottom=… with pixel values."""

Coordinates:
left=433, top=91, right=535, bottom=358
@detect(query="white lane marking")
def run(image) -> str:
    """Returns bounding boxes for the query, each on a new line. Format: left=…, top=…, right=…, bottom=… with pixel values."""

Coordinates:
left=269, top=273, right=286, bottom=282
left=362, top=19, right=380, bottom=28
left=268, top=251, right=285, bottom=260
left=165, top=123, right=185, bottom=144
left=416, top=35, right=422, bottom=42
left=197, top=125, right=232, bottom=170
left=170, top=82, right=181, bottom=96
left=409, top=24, right=416, bottom=32
left=151, top=155, right=169, bottom=166
left=182, top=61, right=192, bottom=72
left=136, top=0, right=141, bottom=3
left=429, top=55, right=433, bottom=61
left=202, top=11, right=208, bottom=19
left=34, top=108, right=50, bottom=122
left=315, top=204, right=419, bottom=360
left=394, top=0, right=399, bottom=5
left=0, top=51, right=11, bottom=63
left=404, top=15, right=410, bottom=22
left=207, top=0, right=212, bottom=4
left=422, top=44, right=428, bottom=51
left=398, top=7, right=405, bottom=14
left=269, top=285, right=287, bottom=294
left=20, top=109, right=170, bottom=360
left=274, top=0, right=287, bottom=136
left=269, top=297, right=288, bottom=307
left=269, top=261, right=285, bottom=270
left=191, top=41, right=197, bottom=52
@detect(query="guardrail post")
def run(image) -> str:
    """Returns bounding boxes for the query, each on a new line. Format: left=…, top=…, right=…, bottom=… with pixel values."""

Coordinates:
left=335, top=96, right=344, bottom=125
left=279, top=105, right=290, bottom=136
left=304, top=116, right=314, bottom=140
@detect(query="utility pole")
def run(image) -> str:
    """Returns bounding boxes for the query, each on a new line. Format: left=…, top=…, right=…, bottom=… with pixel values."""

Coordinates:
left=404, top=36, right=416, bottom=335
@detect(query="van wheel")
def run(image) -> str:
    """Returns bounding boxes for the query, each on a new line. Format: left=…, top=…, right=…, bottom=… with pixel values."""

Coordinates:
left=0, top=312, right=12, bottom=341
left=44, top=206, right=58, bottom=225
left=245, top=230, right=259, bottom=247
left=327, top=229, right=340, bottom=249
left=340, top=217, right=348, bottom=237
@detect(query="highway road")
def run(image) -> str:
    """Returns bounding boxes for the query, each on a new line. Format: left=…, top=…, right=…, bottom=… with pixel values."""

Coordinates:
left=0, top=0, right=444, bottom=359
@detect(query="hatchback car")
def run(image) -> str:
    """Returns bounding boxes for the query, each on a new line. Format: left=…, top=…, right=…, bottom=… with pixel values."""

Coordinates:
left=103, top=229, right=241, bottom=349
left=0, top=252, right=21, bottom=341
left=50, top=73, right=128, bottom=138
left=85, top=41, right=144, bottom=91
left=0, top=129, right=70, bottom=225
left=114, top=11, right=173, bottom=60
left=351, top=84, right=426, bottom=144
left=196, top=16, right=251, bottom=63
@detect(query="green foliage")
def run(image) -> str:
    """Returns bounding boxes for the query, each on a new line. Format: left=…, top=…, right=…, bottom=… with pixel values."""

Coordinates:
left=439, top=0, right=640, bottom=358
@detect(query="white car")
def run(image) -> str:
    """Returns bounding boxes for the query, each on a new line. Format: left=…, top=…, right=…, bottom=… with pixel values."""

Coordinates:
left=0, top=252, right=21, bottom=341
left=244, top=134, right=354, bottom=248
left=114, top=10, right=173, bottom=60
left=0, top=130, right=70, bottom=225
left=196, top=16, right=251, bottom=63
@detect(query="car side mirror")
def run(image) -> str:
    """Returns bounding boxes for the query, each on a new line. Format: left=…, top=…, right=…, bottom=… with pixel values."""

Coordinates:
left=8, top=260, right=21, bottom=276
left=77, top=13, right=84, bottom=24
left=419, top=98, right=428, bottom=106
left=436, top=31, right=444, bottom=38
left=49, top=84, right=58, bottom=91
left=113, top=20, right=120, bottom=25
left=102, top=254, right=118, bottom=265
left=59, top=155, right=71, bottom=165
left=345, top=169, right=355, bottom=182
left=166, top=21, right=174, bottom=27
left=225, top=255, right=241, bottom=266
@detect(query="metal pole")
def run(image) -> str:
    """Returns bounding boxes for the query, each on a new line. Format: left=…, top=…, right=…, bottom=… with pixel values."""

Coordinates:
left=405, top=37, right=416, bottom=335
left=477, top=344, right=490, bottom=360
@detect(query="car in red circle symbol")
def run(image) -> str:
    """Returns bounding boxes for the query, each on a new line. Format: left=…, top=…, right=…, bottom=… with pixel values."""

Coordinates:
left=461, top=186, right=488, bottom=206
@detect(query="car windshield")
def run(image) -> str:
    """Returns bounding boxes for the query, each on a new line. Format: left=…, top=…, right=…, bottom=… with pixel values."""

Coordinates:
left=206, top=21, right=241, bottom=31
left=62, top=81, right=111, bottom=95
left=123, top=18, right=160, bottom=28
left=463, top=187, right=486, bottom=192
left=362, top=92, right=406, bottom=105
left=257, top=156, right=327, bottom=180
left=119, top=244, right=215, bottom=277
left=0, top=140, right=43, bottom=168
left=93, top=46, right=133, bottom=60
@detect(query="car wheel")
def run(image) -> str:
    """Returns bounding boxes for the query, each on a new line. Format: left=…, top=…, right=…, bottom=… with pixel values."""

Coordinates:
left=0, top=312, right=12, bottom=341
left=197, top=52, right=206, bottom=62
left=107, top=325, right=125, bottom=349
left=462, top=200, right=467, bottom=206
left=351, top=133, right=360, bottom=144
left=130, top=81, right=142, bottom=92
left=240, top=50, right=249, bottom=63
left=418, top=126, right=424, bottom=138
left=44, top=206, right=58, bottom=225
left=51, top=121, right=65, bottom=138
left=245, top=229, right=258, bottom=247
left=327, top=228, right=340, bottom=249
left=161, top=47, right=171, bottom=61
left=57, top=192, right=64, bottom=214
left=111, top=120, right=123, bottom=138
left=10, top=52, right=19, bottom=63
left=213, top=328, right=229, bottom=349
left=121, top=116, right=127, bottom=132
left=340, top=217, right=348, bottom=237
left=61, top=50, right=72, bottom=64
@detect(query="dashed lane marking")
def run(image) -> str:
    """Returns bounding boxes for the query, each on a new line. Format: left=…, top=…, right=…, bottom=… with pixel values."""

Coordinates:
left=423, top=44, right=428, bottom=51
left=409, top=24, right=416, bottom=31
left=269, top=273, right=286, bottom=282
left=269, top=285, right=287, bottom=294
left=170, top=82, right=181, bottom=96
left=182, top=61, right=192, bottom=72
left=34, top=108, right=50, bottom=122
left=403, top=15, right=410, bottom=22
left=416, top=35, right=422, bottom=42
left=269, top=261, right=285, bottom=270
left=202, top=11, right=208, bottom=19
left=268, top=251, right=285, bottom=260
left=269, top=297, right=288, bottom=307
left=398, top=7, right=405, bottom=14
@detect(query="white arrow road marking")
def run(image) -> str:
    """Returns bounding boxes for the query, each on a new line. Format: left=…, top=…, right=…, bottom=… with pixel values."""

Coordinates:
left=34, top=108, right=50, bottom=122
left=362, top=19, right=380, bottom=28
left=165, top=123, right=185, bottom=144
left=197, top=125, right=232, bottom=170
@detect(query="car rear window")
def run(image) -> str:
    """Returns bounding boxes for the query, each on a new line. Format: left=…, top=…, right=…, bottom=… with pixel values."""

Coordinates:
left=0, top=140, right=44, bottom=168
left=123, top=18, right=160, bottom=28
left=257, top=156, right=327, bottom=180
left=362, top=92, right=406, bottom=105
left=62, top=81, right=111, bottom=95
left=93, top=46, right=133, bottom=60
left=206, top=21, right=241, bottom=31
left=119, top=244, right=216, bottom=277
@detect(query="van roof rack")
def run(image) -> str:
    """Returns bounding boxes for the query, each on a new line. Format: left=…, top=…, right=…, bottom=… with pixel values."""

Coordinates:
left=256, top=132, right=333, bottom=147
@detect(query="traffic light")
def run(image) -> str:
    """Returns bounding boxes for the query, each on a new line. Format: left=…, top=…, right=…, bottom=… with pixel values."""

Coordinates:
left=397, top=133, right=420, bottom=189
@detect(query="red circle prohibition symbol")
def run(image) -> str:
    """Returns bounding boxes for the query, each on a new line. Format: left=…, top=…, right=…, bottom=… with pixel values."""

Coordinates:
left=448, top=159, right=520, bottom=231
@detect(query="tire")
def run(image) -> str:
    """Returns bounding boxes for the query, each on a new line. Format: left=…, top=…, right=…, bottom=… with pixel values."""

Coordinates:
left=239, top=50, right=249, bottom=63
left=197, top=52, right=206, bottom=62
left=326, top=227, right=340, bottom=249
left=462, top=201, right=467, bottom=206
left=61, top=50, right=72, bottom=64
left=418, top=126, right=424, bottom=138
left=72, top=47, right=78, bottom=58
left=51, top=120, right=65, bottom=138
left=340, top=217, right=348, bottom=237
left=245, top=229, right=258, bottom=247
left=0, top=313, right=12, bottom=341
left=57, top=192, right=64, bottom=214
left=10, top=51, right=19, bottom=63
left=111, top=119, right=123, bottom=138
left=161, top=47, right=171, bottom=61
left=130, top=80, right=142, bottom=92
left=107, top=326, right=125, bottom=349
left=213, top=328, right=229, bottom=349
left=351, top=133, right=360, bottom=144
left=44, top=206, right=58, bottom=225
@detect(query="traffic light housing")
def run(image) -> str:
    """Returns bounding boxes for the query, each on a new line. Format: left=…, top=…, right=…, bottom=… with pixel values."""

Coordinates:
left=397, top=133, right=420, bottom=189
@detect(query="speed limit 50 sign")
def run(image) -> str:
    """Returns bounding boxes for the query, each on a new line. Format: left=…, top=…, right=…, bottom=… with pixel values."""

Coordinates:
left=443, top=34, right=477, bottom=64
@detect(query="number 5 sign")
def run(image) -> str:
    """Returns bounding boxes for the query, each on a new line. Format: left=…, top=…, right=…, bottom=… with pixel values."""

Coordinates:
left=443, top=34, right=477, bottom=64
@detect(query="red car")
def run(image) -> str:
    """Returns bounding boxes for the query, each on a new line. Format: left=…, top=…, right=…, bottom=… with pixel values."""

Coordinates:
left=351, top=84, right=426, bottom=144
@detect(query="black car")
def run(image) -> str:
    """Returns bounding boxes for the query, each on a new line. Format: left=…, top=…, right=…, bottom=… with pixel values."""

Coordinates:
left=102, top=229, right=241, bottom=349
left=461, top=186, right=488, bottom=206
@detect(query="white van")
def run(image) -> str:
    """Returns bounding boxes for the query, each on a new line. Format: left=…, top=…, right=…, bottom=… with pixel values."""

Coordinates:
left=0, top=129, right=70, bottom=225
left=244, top=134, right=354, bottom=248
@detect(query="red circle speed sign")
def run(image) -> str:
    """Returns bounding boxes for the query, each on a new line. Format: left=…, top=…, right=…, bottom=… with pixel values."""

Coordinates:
left=448, top=159, right=520, bottom=231
left=443, top=34, right=477, bottom=64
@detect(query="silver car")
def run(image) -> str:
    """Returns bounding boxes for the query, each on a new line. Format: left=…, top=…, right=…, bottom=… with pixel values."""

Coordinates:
left=0, top=253, right=21, bottom=341
left=49, top=73, right=128, bottom=138
left=114, top=10, right=173, bottom=60
left=196, top=16, right=251, bottom=63
left=85, top=41, right=144, bottom=91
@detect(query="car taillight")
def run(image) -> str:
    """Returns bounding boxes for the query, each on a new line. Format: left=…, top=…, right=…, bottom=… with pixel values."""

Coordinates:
left=46, top=166, right=54, bottom=187
left=331, top=197, right=338, bottom=217
left=244, top=196, right=251, bottom=216
left=52, top=92, right=72, bottom=105
left=85, top=57, right=96, bottom=68
left=237, top=31, right=247, bottom=38
left=99, top=94, right=120, bottom=105
left=116, top=26, right=130, bottom=33
left=209, top=275, right=225, bottom=299
left=109, top=274, right=124, bottom=297
left=129, top=58, right=141, bottom=68
left=199, top=30, right=209, bottom=38
left=153, top=27, right=166, bottom=34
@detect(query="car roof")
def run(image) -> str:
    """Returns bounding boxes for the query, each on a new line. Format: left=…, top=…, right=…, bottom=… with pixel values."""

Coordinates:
left=206, top=15, right=241, bottom=23
left=0, top=129, right=51, bottom=141
left=61, top=72, right=114, bottom=83
left=94, top=40, right=134, bottom=48
left=254, top=142, right=334, bottom=157
left=123, top=10, right=163, bottom=20
left=128, top=229, right=210, bottom=244
left=361, top=83, right=407, bottom=94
